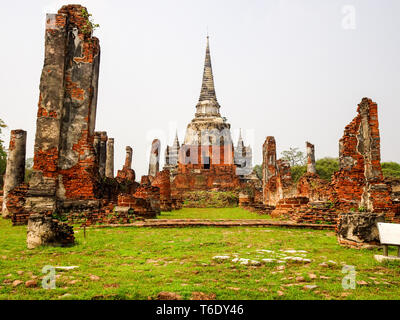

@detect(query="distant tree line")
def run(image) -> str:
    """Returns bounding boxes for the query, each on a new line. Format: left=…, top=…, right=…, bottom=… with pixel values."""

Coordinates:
left=252, top=147, right=400, bottom=183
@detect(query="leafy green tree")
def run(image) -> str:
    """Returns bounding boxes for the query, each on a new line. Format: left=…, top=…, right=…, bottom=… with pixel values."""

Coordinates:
left=315, top=157, right=339, bottom=181
left=291, top=165, right=307, bottom=183
left=281, top=148, right=306, bottom=167
left=381, top=162, right=400, bottom=178
left=290, top=157, right=339, bottom=183
left=252, top=164, right=262, bottom=180
left=25, top=157, right=34, bottom=183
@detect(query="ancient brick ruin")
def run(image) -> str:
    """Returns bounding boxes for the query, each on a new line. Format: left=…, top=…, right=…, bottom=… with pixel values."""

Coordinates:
left=1, top=5, right=168, bottom=231
left=2, top=130, right=26, bottom=218
left=256, top=98, right=399, bottom=244
left=296, top=142, right=331, bottom=202
left=331, top=98, right=393, bottom=212
left=262, top=137, right=294, bottom=207
left=0, top=4, right=399, bottom=251
left=148, top=139, right=161, bottom=178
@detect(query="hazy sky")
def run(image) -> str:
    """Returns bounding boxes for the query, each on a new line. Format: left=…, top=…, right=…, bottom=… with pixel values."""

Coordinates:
left=0, top=0, right=399, bottom=178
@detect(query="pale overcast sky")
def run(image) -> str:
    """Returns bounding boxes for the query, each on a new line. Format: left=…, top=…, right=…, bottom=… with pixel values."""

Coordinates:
left=0, top=0, right=399, bottom=178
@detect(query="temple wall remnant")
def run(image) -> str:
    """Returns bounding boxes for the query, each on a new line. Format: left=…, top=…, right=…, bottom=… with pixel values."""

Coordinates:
left=331, top=97, right=392, bottom=212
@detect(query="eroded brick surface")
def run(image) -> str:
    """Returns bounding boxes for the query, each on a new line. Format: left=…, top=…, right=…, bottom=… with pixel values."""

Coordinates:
left=2, top=130, right=26, bottom=218
left=29, top=5, right=101, bottom=214
left=151, top=170, right=172, bottom=211
left=296, top=173, right=331, bottom=202
left=262, top=137, right=294, bottom=206
left=331, top=98, right=392, bottom=213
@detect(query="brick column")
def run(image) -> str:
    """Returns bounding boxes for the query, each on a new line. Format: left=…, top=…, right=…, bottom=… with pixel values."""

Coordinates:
left=99, top=132, right=108, bottom=178
left=306, top=142, right=316, bottom=174
left=125, top=146, right=133, bottom=169
left=2, top=130, right=27, bottom=218
left=148, top=139, right=160, bottom=177
left=105, top=138, right=114, bottom=178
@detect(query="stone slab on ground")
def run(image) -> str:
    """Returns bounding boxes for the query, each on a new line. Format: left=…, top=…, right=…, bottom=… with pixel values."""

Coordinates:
left=374, top=254, right=400, bottom=263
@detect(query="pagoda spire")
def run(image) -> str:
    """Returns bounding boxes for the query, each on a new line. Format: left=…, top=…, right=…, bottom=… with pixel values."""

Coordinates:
left=173, top=130, right=180, bottom=149
left=237, top=129, right=244, bottom=148
left=199, top=36, right=217, bottom=101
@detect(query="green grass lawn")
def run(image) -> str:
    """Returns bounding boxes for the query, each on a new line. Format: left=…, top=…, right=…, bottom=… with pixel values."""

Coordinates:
left=159, top=207, right=272, bottom=220
left=0, top=209, right=399, bottom=300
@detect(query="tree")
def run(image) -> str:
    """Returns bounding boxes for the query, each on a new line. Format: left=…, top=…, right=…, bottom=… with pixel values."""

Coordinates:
left=0, top=118, right=7, bottom=187
left=252, top=164, right=262, bottom=180
left=315, top=157, right=339, bottom=181
left=291, top=165, right=307, bottom=183
left=382, top=162, right=400, bottom=178
left=290, top=157, right=339, bottom=183
left=281, top=147, right=306, bottom=167
left=25, top=157, right=34, bottom=183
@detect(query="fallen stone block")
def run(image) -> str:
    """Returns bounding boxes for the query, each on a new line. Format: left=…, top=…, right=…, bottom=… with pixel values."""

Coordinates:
left=27, top=214, right=75, bottom=249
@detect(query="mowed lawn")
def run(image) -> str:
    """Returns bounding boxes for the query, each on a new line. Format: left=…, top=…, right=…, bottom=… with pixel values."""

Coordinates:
left=158, top=207, right=273, bottom=220
left=0, top=209, right=399, bottom=300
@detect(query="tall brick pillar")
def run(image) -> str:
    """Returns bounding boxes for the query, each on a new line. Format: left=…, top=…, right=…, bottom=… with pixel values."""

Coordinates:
left=27, top=5, right=101, bottom=214
left=262, top=137, right=278, bottom=205
left=116, top=146, right=135, bottom=184
left=105, top=138, right=114, bottom=178
left=93, top=132, right=101, bottom=164
left=98, top=132, right=108, bottom=178
left=125, top=146, right=133, bottom=169
left=2, top=130, right=27, bottom=218
left=306, top=142, right=317, bottom=174
left=148, top=139, right=160, bottom=177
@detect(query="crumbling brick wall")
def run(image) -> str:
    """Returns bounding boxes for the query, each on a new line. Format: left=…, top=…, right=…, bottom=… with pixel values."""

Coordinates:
left=270, top=197, right=309, bottom=218
left=151, top=169, right=172, bottom=211
left=132, top=176, right=161, bottom=215
left=262, top=137, right=294, bottom=206
left=296, top=173, right=331, bottom=201
left=331, top=98, right=392, bottom=212
left=276, top=159, right=294, bottom=198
